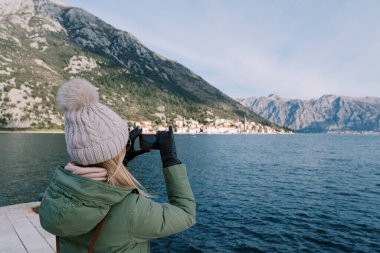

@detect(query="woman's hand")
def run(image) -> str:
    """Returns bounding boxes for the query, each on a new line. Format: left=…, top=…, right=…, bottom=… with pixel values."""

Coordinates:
left=157, top=125, right=182, bottom=168
left=65, top=162, right=107, bottom=182
left=123, top=126, right=149, bottom=166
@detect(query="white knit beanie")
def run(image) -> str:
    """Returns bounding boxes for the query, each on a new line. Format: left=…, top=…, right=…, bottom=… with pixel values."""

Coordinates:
left=56, top=78, right=130, bottom=165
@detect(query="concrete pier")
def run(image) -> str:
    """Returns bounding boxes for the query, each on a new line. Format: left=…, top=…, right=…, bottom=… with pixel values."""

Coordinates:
left=0, top=202, right=54, bottom=253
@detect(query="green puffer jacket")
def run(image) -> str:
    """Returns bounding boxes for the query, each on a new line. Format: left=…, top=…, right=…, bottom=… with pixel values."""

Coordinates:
left=39, top=163, right=196, bottom=253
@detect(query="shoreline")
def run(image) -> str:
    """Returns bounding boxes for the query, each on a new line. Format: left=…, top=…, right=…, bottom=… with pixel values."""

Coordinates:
left=0, top=129, right=379, bottom=135
left=0, top=130, right=290, bottom=135
left=0, top=129, right=65, bottom=134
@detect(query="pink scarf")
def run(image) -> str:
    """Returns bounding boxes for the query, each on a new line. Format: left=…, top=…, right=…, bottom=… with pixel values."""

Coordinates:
left=65, top=162, right=107, bottom=182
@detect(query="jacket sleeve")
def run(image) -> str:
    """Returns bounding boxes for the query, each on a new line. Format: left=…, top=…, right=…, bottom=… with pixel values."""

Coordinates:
left=128, top=163, right=196, bottom=242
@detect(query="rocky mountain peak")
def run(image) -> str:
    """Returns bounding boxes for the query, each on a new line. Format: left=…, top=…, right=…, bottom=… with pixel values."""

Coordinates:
left=238, top=95, right=380, bottom=132
left=320, top=94, right=337, bottom=99
left=268, top=93, right=281, bottom=100
left=0, top=0, right=69, bottom=16
left=318, top=94, right=338, bottom=103
left=0, top=0, right=35, bottom=15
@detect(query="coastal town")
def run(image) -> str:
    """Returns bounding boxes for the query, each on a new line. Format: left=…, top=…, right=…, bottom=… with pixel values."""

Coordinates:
left=0, top=116, right=289, bottom=134
left=131, top=111, right=288, bottom=134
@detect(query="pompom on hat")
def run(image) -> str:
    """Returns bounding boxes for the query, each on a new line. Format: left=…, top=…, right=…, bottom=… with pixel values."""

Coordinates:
left=56, top=78, right=129, bottom=165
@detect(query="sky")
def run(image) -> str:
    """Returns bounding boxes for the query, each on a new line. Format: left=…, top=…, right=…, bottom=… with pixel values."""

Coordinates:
left=2, top=0, right=380, bottom=99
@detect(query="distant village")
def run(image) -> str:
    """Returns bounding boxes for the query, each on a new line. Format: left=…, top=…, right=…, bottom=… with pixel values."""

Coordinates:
left=130, top=111, right=288, bottom=134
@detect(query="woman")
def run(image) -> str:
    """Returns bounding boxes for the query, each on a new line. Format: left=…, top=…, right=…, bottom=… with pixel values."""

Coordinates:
left=39, top=78, right=196, bottom=252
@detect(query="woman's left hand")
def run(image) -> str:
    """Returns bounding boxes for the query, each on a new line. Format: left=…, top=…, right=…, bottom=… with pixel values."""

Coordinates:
left=65, top=163, right=107, bottom=182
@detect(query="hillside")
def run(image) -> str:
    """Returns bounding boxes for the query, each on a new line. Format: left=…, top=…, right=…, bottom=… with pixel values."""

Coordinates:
left=237, top=94, right=380, bottom=133
left=0, top=0, right=282, bottom=132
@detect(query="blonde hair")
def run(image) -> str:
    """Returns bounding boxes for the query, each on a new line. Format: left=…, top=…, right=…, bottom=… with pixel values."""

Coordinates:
left=83, top=147, right=149, bottom=197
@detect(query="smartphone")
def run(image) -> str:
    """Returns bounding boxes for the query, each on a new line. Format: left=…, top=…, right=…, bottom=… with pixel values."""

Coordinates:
left=139, top=134, right=160, bottom=150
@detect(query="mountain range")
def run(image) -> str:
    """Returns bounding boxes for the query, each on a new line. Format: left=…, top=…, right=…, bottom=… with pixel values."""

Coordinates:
left=0, top=0, right=280, bottom=131
left=237, top=94, right=380, bottom=133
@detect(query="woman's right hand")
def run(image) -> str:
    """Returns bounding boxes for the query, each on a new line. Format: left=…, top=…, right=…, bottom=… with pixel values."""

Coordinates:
left=157, top=126, right=182, bottom=168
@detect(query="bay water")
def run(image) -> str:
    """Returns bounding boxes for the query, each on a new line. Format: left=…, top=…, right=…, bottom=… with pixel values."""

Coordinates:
left=0, top=133, right=379, bottom=252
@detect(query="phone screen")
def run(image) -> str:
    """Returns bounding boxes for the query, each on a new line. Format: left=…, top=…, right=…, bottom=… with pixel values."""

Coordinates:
left=143, top=135, right=156, bottom=143
left=140, top=134, right=158, bottom=150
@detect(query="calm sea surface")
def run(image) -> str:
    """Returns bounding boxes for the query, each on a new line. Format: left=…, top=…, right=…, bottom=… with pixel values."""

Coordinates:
left=0, top=133, right=379, bottom=252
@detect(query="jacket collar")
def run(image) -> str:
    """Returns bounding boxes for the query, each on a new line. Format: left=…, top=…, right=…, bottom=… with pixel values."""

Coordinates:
left=52, top=164, right=136, bottom=206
